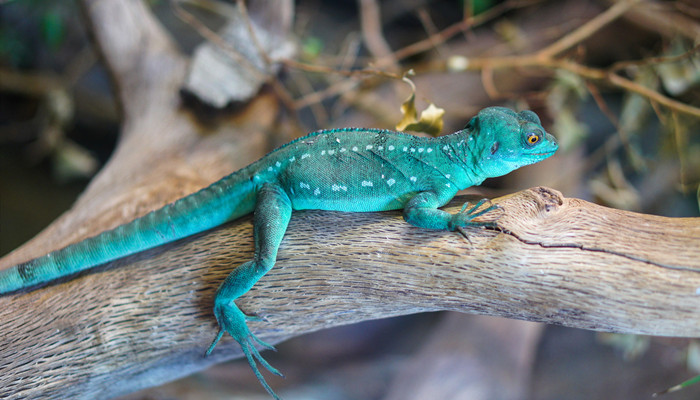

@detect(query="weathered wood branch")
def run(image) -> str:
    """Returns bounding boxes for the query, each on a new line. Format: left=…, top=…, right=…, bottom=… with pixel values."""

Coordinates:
left=1, top=187, right=699, bottom=399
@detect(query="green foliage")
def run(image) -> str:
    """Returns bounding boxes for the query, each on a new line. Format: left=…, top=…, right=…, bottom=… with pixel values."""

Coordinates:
left=0, top=0, right=70, bottom=66
left=0, top=25, right=28, bottom=67
left=465, top=0, right=499, bottom=16
left=301, top=36, right=323, bottom=60
left=655, top=374, right=700, bottom=397
left=40, top=9, right=66, bottom=51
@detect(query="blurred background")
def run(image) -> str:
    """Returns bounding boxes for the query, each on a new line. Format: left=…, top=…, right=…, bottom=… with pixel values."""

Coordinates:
left=1, top=0, right=699, bottom=399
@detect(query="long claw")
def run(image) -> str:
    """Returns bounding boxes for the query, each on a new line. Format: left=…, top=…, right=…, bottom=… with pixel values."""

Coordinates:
left=205, top=329, right=225, bottom=356
left=208, top=301, right=283, bottom=399
left=453, top=199, right=501, bottom=230
left=241, top=340, right=282, bottom=400
left=250, top=330, right=277, bottom=351
left=250, top=340, right=284, bottom=377
left=460, top=198, right=488, bottom=214
left=466, top=203, right=499, bottom=221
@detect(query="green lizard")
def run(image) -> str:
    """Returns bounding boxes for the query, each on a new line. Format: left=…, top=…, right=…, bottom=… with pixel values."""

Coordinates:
left=0, top=106, right=558, bottom=399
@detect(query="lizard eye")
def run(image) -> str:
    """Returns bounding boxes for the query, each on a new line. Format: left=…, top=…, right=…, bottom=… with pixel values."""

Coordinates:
left=525, top=130, right=541, bottom=146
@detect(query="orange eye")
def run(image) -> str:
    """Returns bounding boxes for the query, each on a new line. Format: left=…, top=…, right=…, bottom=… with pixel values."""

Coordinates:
left=526, top=132, right=540, bottom=145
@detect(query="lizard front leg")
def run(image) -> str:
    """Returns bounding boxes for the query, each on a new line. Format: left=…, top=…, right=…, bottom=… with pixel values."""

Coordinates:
left=403, top=190, right=497, bottom=231
left=206, top=182, right=292, bottom=400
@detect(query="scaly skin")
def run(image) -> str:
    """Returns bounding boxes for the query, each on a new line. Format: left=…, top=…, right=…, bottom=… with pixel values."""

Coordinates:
left=0, top=107, right=558, bottom=399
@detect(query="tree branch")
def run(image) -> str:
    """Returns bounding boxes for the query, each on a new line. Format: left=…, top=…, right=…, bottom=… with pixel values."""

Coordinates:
left=1, top=187, right=699, bottom=399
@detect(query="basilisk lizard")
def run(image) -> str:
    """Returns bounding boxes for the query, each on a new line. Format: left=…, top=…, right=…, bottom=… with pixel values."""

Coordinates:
left=0, top=106, right=558, bottom=399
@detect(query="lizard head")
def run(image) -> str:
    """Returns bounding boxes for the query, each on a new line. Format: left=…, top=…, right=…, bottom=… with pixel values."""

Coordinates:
left=465, top=107, right=558, bottom=178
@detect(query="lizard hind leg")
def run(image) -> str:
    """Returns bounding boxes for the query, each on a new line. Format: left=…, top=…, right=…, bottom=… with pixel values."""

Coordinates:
left=206, top=264, right=285, bottom=400
left=206, top=183, right=292, bottom=398
left=205, top=301, right=275, bottom=356
left=208, top=299, right=283, bottom=399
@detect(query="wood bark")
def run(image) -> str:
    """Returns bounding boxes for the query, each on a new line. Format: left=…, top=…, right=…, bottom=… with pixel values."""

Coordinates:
left=1, top=0, right=700, bottom=399
left=2, top=185, right=700, bottom=399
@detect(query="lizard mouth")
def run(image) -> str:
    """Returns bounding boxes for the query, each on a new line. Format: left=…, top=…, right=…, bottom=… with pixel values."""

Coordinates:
left=530, top=150, right=557, bottom=157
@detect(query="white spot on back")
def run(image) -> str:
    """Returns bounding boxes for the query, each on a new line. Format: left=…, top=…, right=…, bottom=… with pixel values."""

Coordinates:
left=446, top=183, right=451, bottom=187
left=275, top=161, right=281, bottom=167
left=302, top=153, right=310, bottom=159
left=328, top=150, right=336, bottom=155
left=332, top=184, right=348, bottom=192
left=366, top=145, right=373, bottom=150
left=410, top=176, right=417, bottom=182
left=340, top=148, right=347, bottom=152
left=361, top=181, right=373, bottom=187
left=314, top=188, right=320, bottom=196
left=445, top=174, right=451, bottom=179
left=352, top=146, right=358, bottom=151
left=300, top=182, right=311, bottom=189
left=418, top=148, right=424, bottom=153
left=267, top=166, right=273, bottom=172
left=403, top=146, right=408, bottom=152
left=443, top=145, right=449, bottom=151
left=388, top=145, right=395, bottom=151
left=289, top=156, right=296, bottom=162
left=377, top=146, right=383, bottom=150
left=410, top=148, right=416, bottom=153
left=387, top=178, right=396, bottom=186
left=321, top=150, right=326, bottom=155
left=427, top=148, right=433, bottom=153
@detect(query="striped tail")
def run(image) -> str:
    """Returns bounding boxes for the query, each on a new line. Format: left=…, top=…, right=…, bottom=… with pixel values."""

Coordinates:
left=0, top=170, right=257, bottom=295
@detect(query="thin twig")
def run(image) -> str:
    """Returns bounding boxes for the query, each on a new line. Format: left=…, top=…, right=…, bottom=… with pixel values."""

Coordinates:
left=176, top=0, right=700, bottom=120
left=281, top=58, right=403, bottom=80
left=388, top=0, right=541, bottom=62
left=415, top=7, right=445, bottom=58
left=481, top=67, right=500, bottom=99
left=605, top=70, right=700, bottom=117
left=537, top=0, right=641, bottom=59
left=292, top=78, right=360, bottom=110
left=235, top=0, right=273, bottom=68
left=358, top=0, right=399, bottom=70
left=609, top=43, right=700, bottom=72
left=171, top=0, right=299, bottom=114
left=671, top=111, right=689, bottom=191
left=171, top=0, right=266, bottom=82
left=289, top=70, right=329, bottom=125
left=280, top=58, right=407, bottom=109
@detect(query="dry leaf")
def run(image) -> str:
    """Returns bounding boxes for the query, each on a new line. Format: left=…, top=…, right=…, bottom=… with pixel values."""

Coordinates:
left=396, top=74, right=445, bottom=136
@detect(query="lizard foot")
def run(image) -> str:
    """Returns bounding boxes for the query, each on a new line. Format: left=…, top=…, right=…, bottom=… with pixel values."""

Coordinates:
left=206, top=300, right=282, bottom=399
left=449, top=198, right=500, bottom=230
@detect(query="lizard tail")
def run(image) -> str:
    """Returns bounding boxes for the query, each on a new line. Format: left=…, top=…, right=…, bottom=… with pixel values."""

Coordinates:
left=0, top=170, right=257, bottom=295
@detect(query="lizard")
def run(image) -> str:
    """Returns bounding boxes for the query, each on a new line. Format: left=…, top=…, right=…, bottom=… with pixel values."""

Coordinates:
left=0, top=106, right=558, bottom=399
